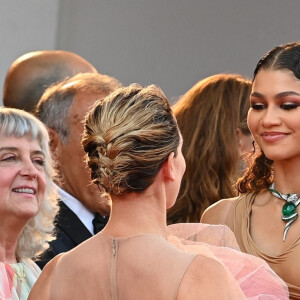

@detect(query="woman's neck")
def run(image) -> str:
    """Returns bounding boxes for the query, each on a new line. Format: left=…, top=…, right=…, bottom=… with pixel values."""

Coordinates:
left=0, top=216, right=26, bottom=263
left=0, top=236, right=18, bottom=263
left=103, top=188, right=167, bottom=238
left=273, top=159, right=300, bottom=194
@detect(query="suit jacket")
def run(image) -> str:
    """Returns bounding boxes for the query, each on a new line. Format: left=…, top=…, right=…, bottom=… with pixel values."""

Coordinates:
left=35, top=201, right=93, bottom=269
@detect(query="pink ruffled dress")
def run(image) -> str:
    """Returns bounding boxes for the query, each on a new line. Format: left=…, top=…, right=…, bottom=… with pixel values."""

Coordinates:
left=167, top=223, right=289, bottom=299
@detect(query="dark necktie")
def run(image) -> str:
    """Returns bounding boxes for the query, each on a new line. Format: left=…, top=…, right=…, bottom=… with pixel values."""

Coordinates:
left=92, top=214, right=109, bottom=234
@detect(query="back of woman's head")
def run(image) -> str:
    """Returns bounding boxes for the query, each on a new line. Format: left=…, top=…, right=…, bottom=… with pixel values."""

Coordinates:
left=82, top=83, right=180, bottom=196
left=167, top=74, right=252, bottom=223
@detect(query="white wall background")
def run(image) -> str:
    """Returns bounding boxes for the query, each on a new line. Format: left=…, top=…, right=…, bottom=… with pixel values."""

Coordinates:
left=1, top=0, right=300, bottom=105
left=0, top=0, right=59, bottom=104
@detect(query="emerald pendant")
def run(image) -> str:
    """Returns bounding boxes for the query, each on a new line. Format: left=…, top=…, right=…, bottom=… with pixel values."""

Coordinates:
left=269, top=183, right=300, bottom=241
left=282, top=202, right=296, bottom=217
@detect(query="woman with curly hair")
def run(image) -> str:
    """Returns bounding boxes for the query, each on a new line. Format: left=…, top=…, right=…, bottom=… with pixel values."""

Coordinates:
left=201, top=42, right=300, bottom=299
left=0, top=107, right=58, bottom=299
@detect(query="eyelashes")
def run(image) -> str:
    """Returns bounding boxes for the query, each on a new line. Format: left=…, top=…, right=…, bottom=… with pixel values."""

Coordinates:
left=33, top=158, right=45, bottom=167
left=0, top=154, right=45, bottom=168
left=0, top=154, right=16, bottom=162
left=250, top=103, right=265, bottom=110
left=250, top=102, right=300, bottom=111
left=280, top=103, right=300, bottom=110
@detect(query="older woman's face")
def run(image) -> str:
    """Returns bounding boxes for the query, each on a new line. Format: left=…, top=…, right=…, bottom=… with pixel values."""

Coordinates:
left=0, top=134, right=46, bottom=220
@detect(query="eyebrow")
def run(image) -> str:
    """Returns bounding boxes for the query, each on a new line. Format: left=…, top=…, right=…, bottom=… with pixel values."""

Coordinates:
left=0, top=147, right=45, bottom=157
left=251, top=91, right=300, bottom=99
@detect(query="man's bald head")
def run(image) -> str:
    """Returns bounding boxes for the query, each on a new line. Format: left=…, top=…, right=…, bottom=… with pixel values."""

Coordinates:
left=3, top=50, right=97, bottom=112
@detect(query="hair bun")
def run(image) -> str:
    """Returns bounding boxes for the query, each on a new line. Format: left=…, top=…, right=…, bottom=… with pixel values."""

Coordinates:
left=82, top=84, right=180, bottom=196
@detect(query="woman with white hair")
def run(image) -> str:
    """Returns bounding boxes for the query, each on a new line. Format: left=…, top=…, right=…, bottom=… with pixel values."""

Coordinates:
left=0, top=107, right=58, bottom=299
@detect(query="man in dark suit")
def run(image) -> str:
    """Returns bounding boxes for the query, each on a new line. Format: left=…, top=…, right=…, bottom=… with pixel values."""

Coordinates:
left=34, top=73, right=122, bottom=268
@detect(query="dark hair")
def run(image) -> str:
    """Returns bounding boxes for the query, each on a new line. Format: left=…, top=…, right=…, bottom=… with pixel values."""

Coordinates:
left=238, top=41, right=300, bottom=193
left=82, top=84, right=180, bottom=196
left=254, top=41, right=300, bottom=80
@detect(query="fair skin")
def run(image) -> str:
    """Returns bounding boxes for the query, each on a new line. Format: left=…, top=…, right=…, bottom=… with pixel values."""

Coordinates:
left=103, top=139, right=186, bottom=238
left=0, top=134, right=46, bottom=263
left=201, top=68, right=300, bottom=280
left=50, top=92, right=110, bottom=215
left=29, top=141, right=237, bottom=299
left=29, top=142, right=185, bottom=295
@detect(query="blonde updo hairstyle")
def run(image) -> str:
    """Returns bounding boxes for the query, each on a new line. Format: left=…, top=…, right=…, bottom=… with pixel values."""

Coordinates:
left=82, top=84, right=180, bottom=196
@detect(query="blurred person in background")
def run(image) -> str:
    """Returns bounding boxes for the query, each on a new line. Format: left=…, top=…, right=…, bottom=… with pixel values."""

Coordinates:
left=3, top=50, right=97, bottom=112
left=168, top=73, right=253, bottom=224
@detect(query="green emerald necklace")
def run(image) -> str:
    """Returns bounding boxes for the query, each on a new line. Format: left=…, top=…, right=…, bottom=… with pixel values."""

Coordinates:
left=269, top=183, right=300, bottom=242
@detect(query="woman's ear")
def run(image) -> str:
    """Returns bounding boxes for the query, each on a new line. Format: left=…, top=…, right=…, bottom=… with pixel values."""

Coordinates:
left=162, top=152, right=175, bottom=182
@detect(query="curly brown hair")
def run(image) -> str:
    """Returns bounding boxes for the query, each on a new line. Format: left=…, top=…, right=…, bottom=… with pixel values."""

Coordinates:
left=236, top=150, right=273, bottom=193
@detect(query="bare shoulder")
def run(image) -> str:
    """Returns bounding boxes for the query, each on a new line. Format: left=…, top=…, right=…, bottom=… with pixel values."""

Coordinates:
left=28, top=254, right=63, bottom=300
left=177, top=255, right=242, bottom=300
left=200, top=197, right=236, bottom=225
